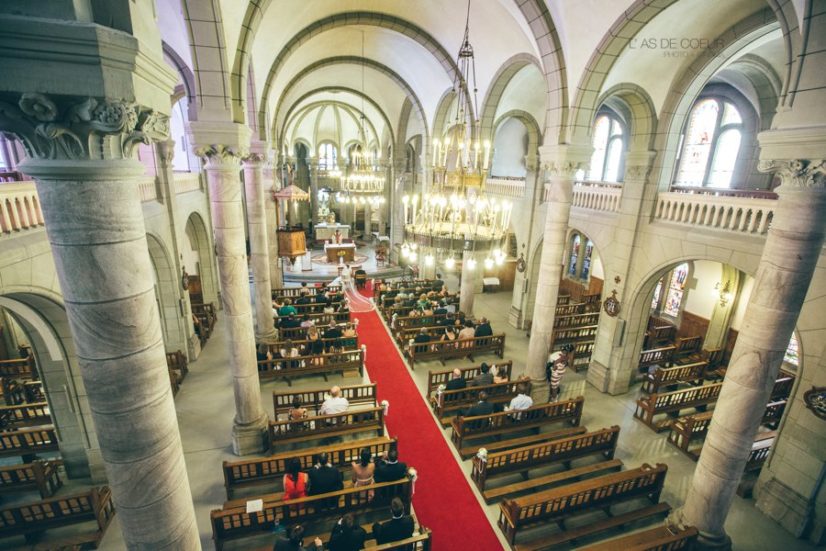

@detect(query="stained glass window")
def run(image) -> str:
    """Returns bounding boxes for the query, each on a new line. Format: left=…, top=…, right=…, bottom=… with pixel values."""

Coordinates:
left=675, top=98, right=743, bottom=188
left=651, top=278, right=664, bottom=310
left=319, top=143, right=337, bottom=170
left=568, top=234, right=581, bottom=276
left=663, top=263, right=689, bottom=318
left=784, top=333, right=799, bottom=367
left=588, top=114, right=625, bottom=182
left=580, top=240, right=594, bottom=280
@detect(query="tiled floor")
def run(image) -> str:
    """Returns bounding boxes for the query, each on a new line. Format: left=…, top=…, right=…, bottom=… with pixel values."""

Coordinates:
left=83, top=281, right=816, bottom=550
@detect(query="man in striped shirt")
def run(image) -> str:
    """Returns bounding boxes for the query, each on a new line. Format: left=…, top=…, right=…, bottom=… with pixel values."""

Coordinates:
left=548, top=345, right=574, bottom=401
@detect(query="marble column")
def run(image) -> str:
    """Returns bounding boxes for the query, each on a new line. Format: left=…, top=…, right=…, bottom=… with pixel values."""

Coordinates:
left=459, top=249, right=477, bottom=316
left=6, top=97, right=199, bottom=548
left=243, top=153, right=277, bottom=339
left=263, top=162, right=284, bottom=288
left=670, top=159, right=826, bottom=549
left=525, top=156, right=584, bottom=387
left=198, top=144, right=268, bottom=455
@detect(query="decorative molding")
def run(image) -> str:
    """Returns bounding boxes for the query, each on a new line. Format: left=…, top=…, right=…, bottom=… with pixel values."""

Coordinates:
left=542, top=160, right=585, bottom=179
left=625, top=163, right=653, bottom=181
left=194, top=144, right=248, bottom=168
left=0, top=93, right=169, bottom=161
left=758, top=159, right=826, bottom=190
left=157, top=139, right=176, bottom=166
left=243, top=152, right=266, bottom=165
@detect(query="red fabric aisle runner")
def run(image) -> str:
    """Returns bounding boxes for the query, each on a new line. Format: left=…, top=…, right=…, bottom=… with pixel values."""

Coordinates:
left=351, top=284, right=503, bottom=550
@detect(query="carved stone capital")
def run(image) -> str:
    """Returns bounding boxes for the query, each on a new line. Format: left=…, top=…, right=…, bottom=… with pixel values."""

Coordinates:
left=542, top=160, right=585, bottom=179
left=243, top=152, right=266, bottom=166
left=157, top=139, right=176, bottom=167
left=624, top=164, right=652, bottom=181
left=195, top=144, right=248, bottom=169
left=0, top=93, right=169, bottom=162
left=758, top=159, right=826, bottom=190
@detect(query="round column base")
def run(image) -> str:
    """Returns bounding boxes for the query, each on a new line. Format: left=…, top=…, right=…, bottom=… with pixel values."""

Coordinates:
left=231, top=413, right=269, bottom=455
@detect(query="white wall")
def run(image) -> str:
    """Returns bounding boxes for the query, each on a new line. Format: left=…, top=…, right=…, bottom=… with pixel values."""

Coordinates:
left=683, top=260, right=722, bottom=319
left=491, top=117, right=528, bottom=177
left=591, top=253, right=604, bottom=279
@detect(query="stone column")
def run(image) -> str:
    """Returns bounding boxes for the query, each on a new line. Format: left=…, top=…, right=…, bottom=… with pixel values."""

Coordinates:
left=459, top=249, right=478, bottom=316
left=196, top=143, right=268, bottom=454
left=264, top=162, right=284, bottom=288
left=670, top=158, right=826, bottom=549
left=5, top=94, right=199, bottom=549
left=243, top=153, right=277, bottom=340
left=525, top=149, right=588, bottom=388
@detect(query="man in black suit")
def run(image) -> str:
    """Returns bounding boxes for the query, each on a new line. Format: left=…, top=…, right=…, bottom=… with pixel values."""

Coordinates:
left=324, top=321, right=342, bottom=351
left=412, top=328, right=430, bottom=353
left=445, top=368, right=466, bottom=391
left=328, top=513, right=366, bottom=551
left=474, top=317, right=493, bottom=338
left=469, top=363, right=493, bottom=387
left=372, top=497, right=414, bottom=545
left=431, top=274, right=444, bottom=292
left=279, top=314, right=301, bottom=329
left=375, top=448, right=408, bottom=483
left=432, top=301, right=447, bottom=315
left=464, top=391, right=495, bottom=418
left=307, top=453, right=343, bottom=508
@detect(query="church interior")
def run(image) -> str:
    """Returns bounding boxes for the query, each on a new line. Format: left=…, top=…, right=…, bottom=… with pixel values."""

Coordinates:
left=0, top=0, right=824, bottom=549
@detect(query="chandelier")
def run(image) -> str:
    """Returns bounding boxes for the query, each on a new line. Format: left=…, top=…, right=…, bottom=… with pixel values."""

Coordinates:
left=401, top=0, right=511, bottom=270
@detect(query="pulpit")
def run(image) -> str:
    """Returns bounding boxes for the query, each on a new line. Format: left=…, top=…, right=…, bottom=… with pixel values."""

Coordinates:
left=277, top=228, right=306, bottom=261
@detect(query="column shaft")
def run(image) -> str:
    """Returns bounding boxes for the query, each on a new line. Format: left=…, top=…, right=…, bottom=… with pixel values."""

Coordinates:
left=526, top=177, right=574, bottom=382
left=202, top=150, right=268, bottom=454
left=23, top=159, right=200, bottom=549
left=673, top=180, right=826, bottom=547
left=243, top=157, right=276, bottom=339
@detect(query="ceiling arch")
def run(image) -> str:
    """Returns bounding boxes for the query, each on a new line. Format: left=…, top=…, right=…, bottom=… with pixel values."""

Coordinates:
left=285, top=101, right=383, bottom=155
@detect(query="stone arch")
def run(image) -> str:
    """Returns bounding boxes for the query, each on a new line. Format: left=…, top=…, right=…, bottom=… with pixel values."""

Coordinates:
left=162, top=40, right=196, bottom=117
left=721, top=54, right=782, bottom=131
left=146, top=233, right=187, bottom=354
left=480, top=53, right=544, bottom=142
left=492, top=109, right=542, bottom=170
left=593, top=83, right=658, bottom=152
left=0, top=291, right=100, bottom=480
left=180, top=0, right=231, bottom=118
left=183, top=211, right=218, bottom=306
left=252, top=10, right=467, bottom=136
left=431, top=88, right=456, bottom=141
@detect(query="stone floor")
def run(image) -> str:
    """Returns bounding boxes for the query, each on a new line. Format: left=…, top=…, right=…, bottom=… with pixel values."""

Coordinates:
left=19, top=282, right=815, bottom=550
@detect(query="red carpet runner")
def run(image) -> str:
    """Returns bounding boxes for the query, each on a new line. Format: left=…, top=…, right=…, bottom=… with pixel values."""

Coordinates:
left=351, top=285, right=503, bottom=550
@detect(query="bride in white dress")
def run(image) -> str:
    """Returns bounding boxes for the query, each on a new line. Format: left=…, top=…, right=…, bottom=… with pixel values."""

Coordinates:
left=333, top=264, right=375, bottom=312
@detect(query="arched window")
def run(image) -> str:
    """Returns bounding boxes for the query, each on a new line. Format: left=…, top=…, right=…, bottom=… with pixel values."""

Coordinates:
left=651, top=262, right=690, bottom=319
left=567, top=234, right=581, bottom=276
left=784, top=332, right=800, bottom=369
left=580, top=240, right=594, bottom=280
left=588, top=113, right=625, bottom=182
left=675, top=98, right=743, bottom=188
left=169, top=97, right=191, bottom=172
left=318, top=142, right=337, bottom=170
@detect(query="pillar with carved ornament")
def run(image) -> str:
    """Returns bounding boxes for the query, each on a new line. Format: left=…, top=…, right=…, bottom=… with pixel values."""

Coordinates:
left=195, top=140, right=268, bottom=455
left=243, top=151, right=277, bottom=340
left=669, top=158, right=826, bottom=549
left=3, top=93, right=200, bottom=549
left=525, top=146, right=590, bottom=396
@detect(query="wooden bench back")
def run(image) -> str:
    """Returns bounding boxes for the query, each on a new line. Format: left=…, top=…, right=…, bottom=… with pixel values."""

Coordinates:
left=0, top=426, right=59, bottom=458
left=499, top=463, right=667, bottom=539
left=264, top=336, right=360, bottom=354
left=222, top=436, right=396, bottom=499
left=272, top=285, right=341, bottom=300
left=553, top=312, right=600, bottom=329
left=0, top=357, right=35, bottom=379
left=394, top=313, right=448, bottom=329
left=0, top=401, right=51, bottom=429
left=639, top=345, right=677, bottom=371
left=0, top=486, right=114, bottom=536
left=407, top=334, right=506, bottom=367
left=643, top=361, right=708, bottom=393
left=555, top=302, right=587, bottom=317
left=453, top=397, right=584, bottom=441
left=771, top=375, right=794, bottom=400
left=551, top=324, right=598, bottom=346
left=279, top=322, right=357, bottom=341
left=763, top=400, right=786, bottom=426
left=648, top=383, right=723, bottom=411
left=0, top=459, right=62, bottom=498
left=273, top=383, right=376, bottom=417
left=268, top=406, right=384, bottom=450
left=675, top=335, right=703, bottom=356
left=382, top=298, right=459, bottom=318
left=426, top=361, right=514, bottom=398
left=435, top=380, right=526, bottom=416
left=211, top=478, right=412, bottom=550
left=258, top=348, right=363, bottom=379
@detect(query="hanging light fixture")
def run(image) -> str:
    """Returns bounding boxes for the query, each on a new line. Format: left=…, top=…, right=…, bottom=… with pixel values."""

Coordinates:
left=401, top=0, right=511, bottom=268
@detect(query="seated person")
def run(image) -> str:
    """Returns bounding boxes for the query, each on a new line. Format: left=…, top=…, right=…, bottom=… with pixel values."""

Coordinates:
left=328, top=513, right=366, bottom=551
left=279, top=314, right=302, bottom=329
left=490, top=364, right=508, bottom=384
left=300, top=314, right=315, bottom=328
left=288, top=398, right=308, bottom=423
left=469, top=363, right=493, bottom=387
left=274, top=525, right=322, bottom=551
left=507, top=382, right=534, bottom=419
left=324, top=321, right=343, bottom=350
left=440, top=327, right=458, bottom=345
left=282, top=458, right=308, bottom=501
left=374, top=448, right=408, bottom=483
left=416, top=294, right=430, bottom=311
left=280, top=340, right=302, bottom=369
left=279, top=299, right=297, bottom=317
left=474, top=317, right=493, bottom=338
left=319, top=386, right=349, bottom=416
left=341, top=324, right=357, bottom=347
left=256, top=343, right=272, bottom=363
left=457, top=319, right=476, bottom=343
left=412, top=328, right=430, bottom=353
left=445, top=368, right=466, bottom=391
left=372, top=497, right=414, bottom=545
left=432, top=301, right=448, bottom=315
left=308, top=452, right=343, bottom=508
left=439, top=313, right=456, bottom=327
left=463, top=390, right=494, bottom=418
left=295, top=294, right=312, bottom=305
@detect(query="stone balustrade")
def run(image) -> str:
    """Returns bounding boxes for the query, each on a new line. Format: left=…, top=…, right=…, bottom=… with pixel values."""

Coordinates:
left=485, top=176, right=526, bottom=198
left=571, top=181, right=622, bottom=212
left=655, top=188, right=777, bottom=235
left=0, top=180, right=44, bottom=234
left=174, top=172, right=202, bottom=194
left=137, top=176, right=157, bottom=202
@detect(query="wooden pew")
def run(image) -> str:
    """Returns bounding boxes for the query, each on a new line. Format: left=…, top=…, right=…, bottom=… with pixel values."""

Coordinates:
left=555, top=302, right=587, bottom=317
left=550, top=325, right=598, bottom=349
left=762, top=399, right=786, bottom=429
left=634, top=383, right=723, bottom=432
left=0, top=486, right=115, bottom=549
left=257, top=349, right=364, bottom=385
left=0, top=426, right=60, bottom=460
left=395, top=325, right=460, bottom=346
left=471, top=426, right=620, bottom=498
left=165, top=350, right=189, bottom=384
left=771, top=374, right=794, bottom=400
left=642, top=361, right=708, bottom=394
left=0, top=401, right=51, bottom=430
left=451, top=397, right=584, bottom=458
left=426, top=361, right=514, bottom=400
left=264, top=336, right=361, bottom=354
left=582, top=292, right=602, bottom=312
left=393, top=313, right=448, bottom=330
left=23, top=380, right=44, bottom=403
left=1, top=378, right=25, bottom=406
left=406, top=334, right=506, bottom=369
left=211, top=477, right=412, bottom=551
left=0, top=357, right=35, bottom=379
left=431, top=380, right=526, bottom=425
left=279, top=322, right=357, bottom=341
left=638, top=345, right=677, bottom=373
left=674, top=335, right=703, bottom=359
left=271, top=285, right=340, bottom=300
left=268, top=406, right=384, bottom=451
left=576, top=525, right=699, bottom=551
left=0, top=460, right=62, bottom=499
left=667, top=410, right=713, bottom=459
left=273, top=383, right=376, bottom=418
left=647, top=322, right=676, bottom=347
left=223, top=436, right=396, bottom=499
left=571, top=341, right=596, bottom=373
left=498, top=463, right=668, bottom=546
left=553, top=312, right=599, bottom=329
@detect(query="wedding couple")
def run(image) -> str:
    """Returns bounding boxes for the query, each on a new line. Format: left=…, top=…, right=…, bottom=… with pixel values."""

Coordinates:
left=331, top=264, right=375, bottom=312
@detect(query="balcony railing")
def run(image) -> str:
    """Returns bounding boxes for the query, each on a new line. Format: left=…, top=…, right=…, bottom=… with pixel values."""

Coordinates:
left=655, top=188, right=776, bottom=235
left=137, top=176, right=157, bottom=202
left=542, top=180, right=623, bottom=213
left=485, top=176, right=526, bottom=198
left=0, top=181, right=45, bottom=234
left=174, top=172, right=201, bottom=194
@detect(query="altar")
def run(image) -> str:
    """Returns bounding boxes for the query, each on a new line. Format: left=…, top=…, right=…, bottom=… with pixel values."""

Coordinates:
left=324, top=242, right=356, bottom=262
left=315, top=223, right=350, bottom=241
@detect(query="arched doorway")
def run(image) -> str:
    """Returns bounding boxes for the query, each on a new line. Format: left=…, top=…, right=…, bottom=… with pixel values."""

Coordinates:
left=146, top=233, right=188, bottom=354
left=183, top=212, right=218, bottom=307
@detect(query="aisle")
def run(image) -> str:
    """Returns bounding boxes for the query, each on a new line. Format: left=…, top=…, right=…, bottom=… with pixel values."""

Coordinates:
left=351, top=288, right=503, bottom=550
